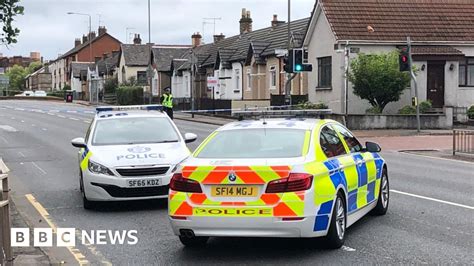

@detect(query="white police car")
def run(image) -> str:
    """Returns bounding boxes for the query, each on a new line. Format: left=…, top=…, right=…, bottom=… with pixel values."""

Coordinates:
left=71, top=105, right=197, bottom=209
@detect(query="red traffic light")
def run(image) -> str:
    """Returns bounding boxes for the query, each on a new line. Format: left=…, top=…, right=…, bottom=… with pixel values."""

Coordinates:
left=401, top=55, right=408, bottom=63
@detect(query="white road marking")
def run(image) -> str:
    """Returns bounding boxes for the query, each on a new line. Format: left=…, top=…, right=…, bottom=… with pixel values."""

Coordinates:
left=399, top=151, right=474, bottom=165
left=41, top=128, right=47, bottom=131
left=69, top=117, right=79, bottom=121
left=58, top=115, right=66, bottom=118
left=47, top=113, right=55, bottom=116
left=49, top=110, right=59, bottom=113
left=67, top=110, right=77, bottom=113
left=341, top=245, right=356, bottom=252
left=0, top=136, right=8, bottom=143
left=21, top=120, right=25, bottom=123
left=391, top=190, right=474, bottom=210
left=84, top=111, right=95, bottom=114
left=31, top=162, right=47, bottom=175
left=14, top=108, right=25, bottom=111
left=83, top=120, right=91, bottom=123
left=18, top=151, right=26, bottom=158
left=0, top=125, right=18, bottom=132
left=10, top=117, right=15, bottom=119
left=31, top=124, right=36, bottom=127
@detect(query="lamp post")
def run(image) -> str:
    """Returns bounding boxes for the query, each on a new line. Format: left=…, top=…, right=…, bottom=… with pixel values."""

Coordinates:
left=68, top=12, right=93, bottom=102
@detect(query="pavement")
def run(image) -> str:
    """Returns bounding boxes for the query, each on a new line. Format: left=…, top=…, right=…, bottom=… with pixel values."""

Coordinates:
left=0, top=100, right=473, bottom=265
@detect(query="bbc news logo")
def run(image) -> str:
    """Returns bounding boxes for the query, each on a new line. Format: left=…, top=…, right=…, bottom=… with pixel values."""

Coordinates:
left=11, top=228, right=138, bottom=247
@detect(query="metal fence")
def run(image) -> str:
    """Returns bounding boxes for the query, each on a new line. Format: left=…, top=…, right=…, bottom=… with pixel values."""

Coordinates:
left=0, top=159, right=12, bottom=265
left=453, top=129, right=474, bottom=155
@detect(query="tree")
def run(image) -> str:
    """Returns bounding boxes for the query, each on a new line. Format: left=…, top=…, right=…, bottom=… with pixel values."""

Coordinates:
left=5, top=64, right=27, bottom=90
left=5, top=62, right=43, bottom=91
left=1, top=0, right=24, bottom=45
left=27, top=61, right=42, bottom=73
left=349, top=51, right=411, bottom=112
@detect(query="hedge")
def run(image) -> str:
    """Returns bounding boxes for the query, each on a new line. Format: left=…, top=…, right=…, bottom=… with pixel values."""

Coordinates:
left=116, top=86, right=144, bottom=105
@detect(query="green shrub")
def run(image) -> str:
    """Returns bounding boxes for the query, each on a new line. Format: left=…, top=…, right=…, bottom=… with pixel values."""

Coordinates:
left=398, top=105, right=416, bottom=114
left=468, top=105, right=474, bottom=119
left=419, top=100, right=432, bottom=113
left=116, top=86, right=144, bottom=105
left=62, top=84, right=71, bottom=91
left=104, top=78, right=118, bottom=94
left=366, top=106, right=382, bottom=114
left=296, top=101, right=329, bottom=110
left=47, top=91, right=65, bottom=98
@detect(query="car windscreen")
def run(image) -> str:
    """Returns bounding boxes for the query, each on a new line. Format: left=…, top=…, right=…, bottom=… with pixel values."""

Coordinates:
left=92, top=117, right=179, bottom=145
left=196, top=128, right=308, bottom=158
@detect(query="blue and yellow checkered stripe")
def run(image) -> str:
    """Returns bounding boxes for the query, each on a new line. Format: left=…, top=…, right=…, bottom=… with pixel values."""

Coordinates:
left=310, top=152, right=384, bottom=232
left=80, top=147, right=92, bottom=171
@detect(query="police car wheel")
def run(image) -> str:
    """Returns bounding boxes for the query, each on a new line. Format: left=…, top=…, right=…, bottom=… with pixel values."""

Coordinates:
left=179, top=236, right=209, bottom=247
left=372, top=168, right=389, bottom=216
left=80, top=172, right=95, bottom=210
left=324, top=192, right=346, bottom=249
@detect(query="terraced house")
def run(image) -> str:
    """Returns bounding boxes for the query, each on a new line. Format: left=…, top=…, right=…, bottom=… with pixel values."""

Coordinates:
left=171, top=9, right=310, bottom=109
left=303, top=0, right=474, bottom=115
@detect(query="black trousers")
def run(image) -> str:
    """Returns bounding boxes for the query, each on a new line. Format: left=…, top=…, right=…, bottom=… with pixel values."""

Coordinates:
left=163, top=107, right=173, bottom=119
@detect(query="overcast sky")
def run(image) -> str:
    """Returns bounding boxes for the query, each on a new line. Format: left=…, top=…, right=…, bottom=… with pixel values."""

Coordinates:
left=0, top=0, right=315, bottom=61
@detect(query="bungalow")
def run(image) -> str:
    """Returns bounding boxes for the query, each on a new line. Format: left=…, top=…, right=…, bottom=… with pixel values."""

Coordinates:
left=171, top=9, right=310, bottom=108
left=150, top=45, right=190, bottom=96
left=117, top=36, right=150, bottom=86
left=303, top=0, right=474, bottom=114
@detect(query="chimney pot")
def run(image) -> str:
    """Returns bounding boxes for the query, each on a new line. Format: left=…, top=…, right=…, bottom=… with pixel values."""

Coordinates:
left=239, top=8, right=253, bottom=34
left=90, top=31, right=96, bottom=40
left=271, top=14, right=286, bottom=28
left=213, top=33, right=225, bottom=43
left=75, top=38, right=81, bottom=47
left=192, top=32, right=202, bottom=47
left=133, top=34, right=142, bottom=44
left=98, top=26, right=107, bottom=35
left=82, top=34, right=88, bottom=44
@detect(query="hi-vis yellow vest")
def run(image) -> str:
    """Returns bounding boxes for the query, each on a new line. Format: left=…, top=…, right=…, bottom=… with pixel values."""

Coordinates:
left=162, top=94, right=173, bottom=108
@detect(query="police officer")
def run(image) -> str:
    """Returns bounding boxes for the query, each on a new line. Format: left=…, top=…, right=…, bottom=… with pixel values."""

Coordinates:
left=160, top=87, right=173, bottom=119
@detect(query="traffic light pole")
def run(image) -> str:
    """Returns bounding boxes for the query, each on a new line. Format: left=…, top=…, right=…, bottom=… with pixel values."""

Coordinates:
left=407, top=36, right=421, bottom=133
left=285, top=0, right=292, bottom=108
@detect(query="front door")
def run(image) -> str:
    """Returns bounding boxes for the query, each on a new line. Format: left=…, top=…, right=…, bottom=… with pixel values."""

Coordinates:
left=427, top=62, right=445, bottom=108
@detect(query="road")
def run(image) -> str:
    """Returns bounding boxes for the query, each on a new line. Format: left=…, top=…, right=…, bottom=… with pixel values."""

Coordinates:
left=0, top=100, right=473, bottom=265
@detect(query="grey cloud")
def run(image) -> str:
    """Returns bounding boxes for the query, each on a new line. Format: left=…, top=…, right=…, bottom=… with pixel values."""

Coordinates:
left=0, top=0, right=315, bottom=60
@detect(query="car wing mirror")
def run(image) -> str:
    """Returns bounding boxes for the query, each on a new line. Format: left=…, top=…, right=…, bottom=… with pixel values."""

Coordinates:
left=71, top=137, right=87, bottom=148
left=184, top=133, right=197, bottom=144
left=365, top=141, right=381, bottom=153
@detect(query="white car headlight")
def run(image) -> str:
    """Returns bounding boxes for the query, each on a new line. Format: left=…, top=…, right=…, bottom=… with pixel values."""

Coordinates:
left=88, top=160, right=114, bottom=176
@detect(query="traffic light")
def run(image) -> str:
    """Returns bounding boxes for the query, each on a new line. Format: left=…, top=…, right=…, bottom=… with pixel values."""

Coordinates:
left=283, top=52, right=294, bottom=73
left=294, top=49, right=304, bottom=72
left=284, top=49, right=313, bottom=73
left=399, top=50, right=410, bottom=72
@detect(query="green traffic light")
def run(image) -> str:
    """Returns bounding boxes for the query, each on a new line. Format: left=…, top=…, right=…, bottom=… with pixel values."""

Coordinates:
left=295, top=64, right=303, bottom=71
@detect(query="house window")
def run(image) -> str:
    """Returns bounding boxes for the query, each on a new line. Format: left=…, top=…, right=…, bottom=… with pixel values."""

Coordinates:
left=317, top=56, right=332, bottom=88
left=459, top=58, right=474, bottom=86
left=234, top=69, right=240, bottom=93
left=137, top=71, right=147, bottom=85
left=246, top=69, right=252, bottom=91
left=269, top=66, right=277, bottom=89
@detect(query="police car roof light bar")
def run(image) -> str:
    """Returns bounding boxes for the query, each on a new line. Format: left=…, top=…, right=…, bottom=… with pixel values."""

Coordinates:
left=234, top=109, right=333, bottom=121
left=96, top=105, right=163, bottom=113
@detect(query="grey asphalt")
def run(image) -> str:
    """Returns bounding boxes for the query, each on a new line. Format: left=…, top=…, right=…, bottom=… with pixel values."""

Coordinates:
left=0, top=100, right=473, bottom=265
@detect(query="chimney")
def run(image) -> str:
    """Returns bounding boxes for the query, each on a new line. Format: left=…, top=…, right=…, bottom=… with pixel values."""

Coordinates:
left=95, top=56, right=101, bottom=63
left=98, top=26, right=107, bottom=35
left=239, top=8, right=253, bottom=34
left=82, top=34, right=88, bottom=44
left=192, top=32, right=202, bottom=47
left=103, top=53, right=108, bottom=60
left=213, top=33, right=225, bottom=43
left=90, top=31, right=96, bottom=40
left=133, top=34, right=142, bottom=44
left=271, top=14, right=285, bottom=28
left=75, top=38, right=81, bottom=47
